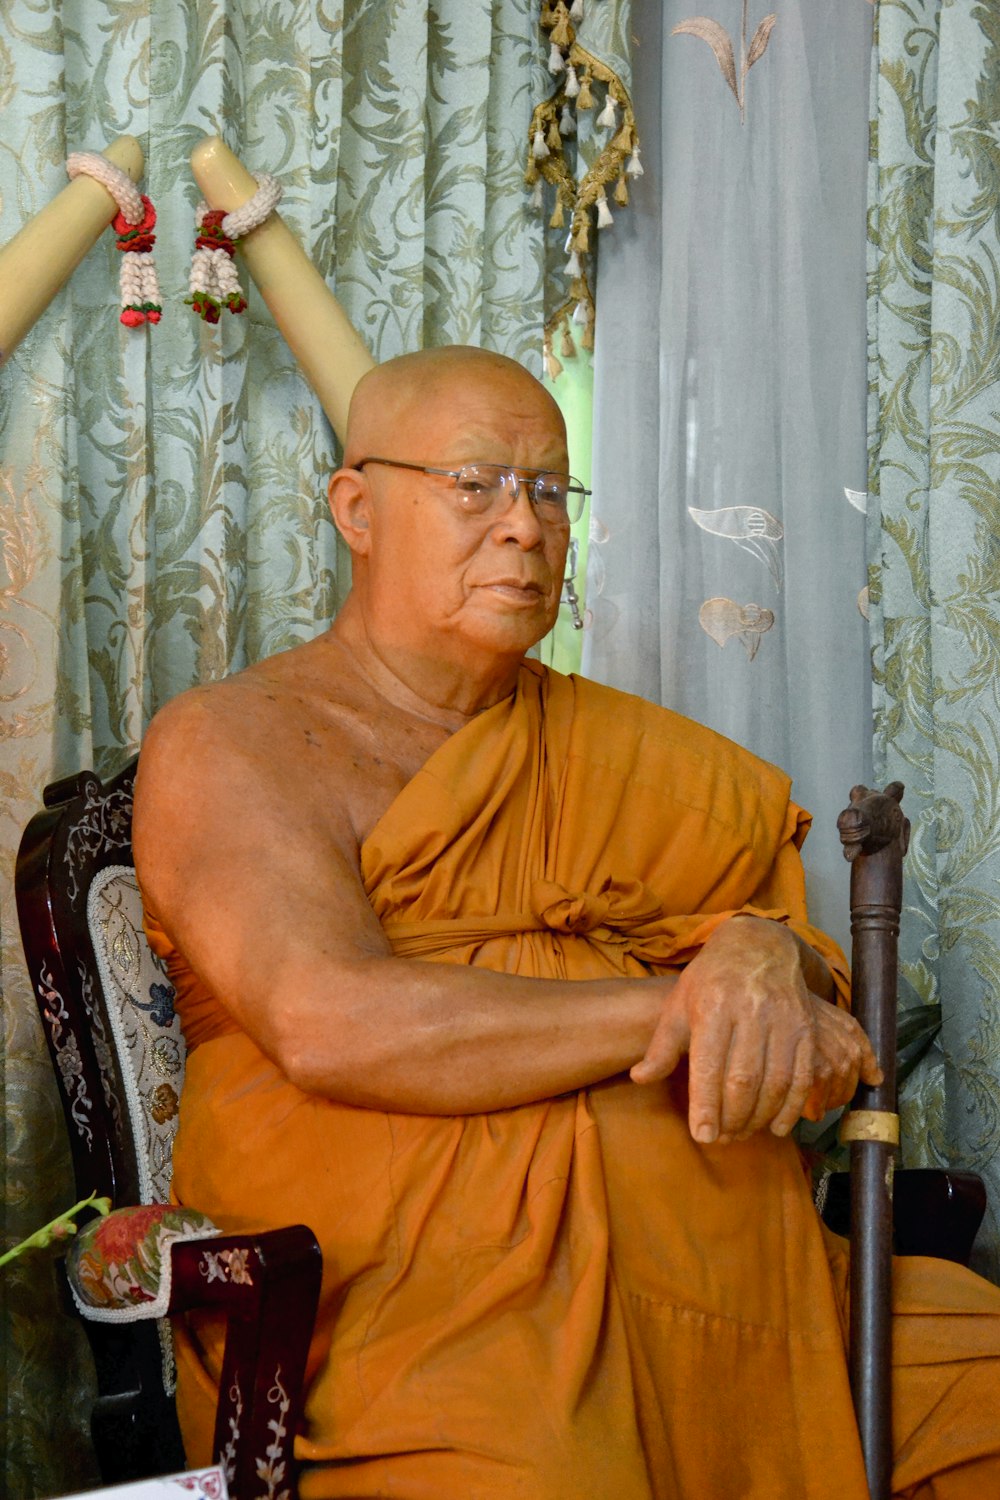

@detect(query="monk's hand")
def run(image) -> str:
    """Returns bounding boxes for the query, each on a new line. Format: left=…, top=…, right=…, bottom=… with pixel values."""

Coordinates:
left=629, top=915, right=882, bottom=1144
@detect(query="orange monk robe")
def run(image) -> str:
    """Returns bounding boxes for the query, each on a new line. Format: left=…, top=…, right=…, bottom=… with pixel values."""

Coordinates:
left=145, top=661, right=1000, bottom=1499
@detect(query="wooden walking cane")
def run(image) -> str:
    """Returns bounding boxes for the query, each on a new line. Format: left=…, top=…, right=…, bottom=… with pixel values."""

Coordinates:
left=837, top=781, right=910, bottom=1500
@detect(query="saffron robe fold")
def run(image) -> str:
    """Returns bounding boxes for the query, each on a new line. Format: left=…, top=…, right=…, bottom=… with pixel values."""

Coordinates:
left=148, top=662, right=1000, bottom=1499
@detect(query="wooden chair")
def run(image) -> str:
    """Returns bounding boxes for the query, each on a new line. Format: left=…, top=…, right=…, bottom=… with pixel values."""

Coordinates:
left=18, top=763, right=988, bottom=1500
left=15, top=756, right=322, bottom=1499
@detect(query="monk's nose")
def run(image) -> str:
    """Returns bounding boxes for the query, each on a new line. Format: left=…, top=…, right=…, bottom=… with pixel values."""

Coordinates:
left=493, top=475, right=546, bottom=546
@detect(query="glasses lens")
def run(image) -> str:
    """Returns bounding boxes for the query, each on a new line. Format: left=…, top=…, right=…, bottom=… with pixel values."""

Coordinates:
left=536, top=474, right=587, bottom=524
left=453, top=464, right=507, bottom=514
left=453, top=465, right=586, bottom=524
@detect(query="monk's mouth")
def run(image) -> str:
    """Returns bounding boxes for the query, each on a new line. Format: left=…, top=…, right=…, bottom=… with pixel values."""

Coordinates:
left=481, top=581, right=545, bottom=597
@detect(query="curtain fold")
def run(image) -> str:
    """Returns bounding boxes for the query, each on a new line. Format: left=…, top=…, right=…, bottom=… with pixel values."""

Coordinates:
left=868, top=0, right=1000, bottom=1280
left=586, top=0, right=874, bottom=950
left=0, top=5, right=545, bottom=1493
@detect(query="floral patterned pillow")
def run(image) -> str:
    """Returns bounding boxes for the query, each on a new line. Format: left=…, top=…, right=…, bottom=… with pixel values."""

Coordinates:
left=67, top=1203, right=218, bottom=1323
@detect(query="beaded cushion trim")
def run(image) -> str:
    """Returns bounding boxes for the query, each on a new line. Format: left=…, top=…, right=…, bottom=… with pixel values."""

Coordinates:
left=67, top=1203, right=219, bottom=1323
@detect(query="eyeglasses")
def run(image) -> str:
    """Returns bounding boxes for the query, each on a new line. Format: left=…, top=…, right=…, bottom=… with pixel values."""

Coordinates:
left=356, top=457, right=590, bottom=525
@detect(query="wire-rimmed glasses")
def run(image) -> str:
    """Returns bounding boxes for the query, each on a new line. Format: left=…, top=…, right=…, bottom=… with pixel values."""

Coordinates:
left=357, top=457, right=590, bottom=525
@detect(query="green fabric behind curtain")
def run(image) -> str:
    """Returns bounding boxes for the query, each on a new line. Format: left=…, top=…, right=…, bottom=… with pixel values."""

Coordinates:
left=0, top=4, right=547, bottom=1492
left=869, top=0, right=1000, bottom=1279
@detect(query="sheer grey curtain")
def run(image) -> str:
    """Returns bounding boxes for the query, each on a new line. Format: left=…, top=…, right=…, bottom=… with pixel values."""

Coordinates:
left=586, top=0, right=873, bottom=946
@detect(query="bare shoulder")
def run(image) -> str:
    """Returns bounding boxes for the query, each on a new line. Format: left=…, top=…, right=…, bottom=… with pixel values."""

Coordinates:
left=133, top=636, right=401, bottom=1028
left=134, top=630, right=450, bottom=890
left=133, top=637, right=359, bottom=893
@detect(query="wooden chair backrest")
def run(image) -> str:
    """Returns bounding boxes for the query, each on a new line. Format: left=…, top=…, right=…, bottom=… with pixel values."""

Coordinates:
left=15, top=756, right=184, bottom=1210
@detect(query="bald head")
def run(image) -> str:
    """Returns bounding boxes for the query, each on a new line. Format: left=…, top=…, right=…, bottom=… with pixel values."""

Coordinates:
left=328, top=343, right=572, bottom=701
left=343, top=346, right=565, bottom=468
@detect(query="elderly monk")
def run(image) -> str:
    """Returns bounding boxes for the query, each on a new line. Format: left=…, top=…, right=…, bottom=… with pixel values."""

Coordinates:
left=135, top=347, right=1000, bottom=1500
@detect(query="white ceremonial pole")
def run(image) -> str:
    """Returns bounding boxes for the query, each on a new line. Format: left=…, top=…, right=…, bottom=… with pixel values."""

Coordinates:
left=189, top=135, right=375, bottom=444
left=0, top=135, right=144, bottom=369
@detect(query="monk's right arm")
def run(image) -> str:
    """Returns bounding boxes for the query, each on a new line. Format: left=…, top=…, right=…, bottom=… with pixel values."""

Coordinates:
left=133, top=699, right=668, bottom=1116
left=134, top=694, right=875, bottom=1129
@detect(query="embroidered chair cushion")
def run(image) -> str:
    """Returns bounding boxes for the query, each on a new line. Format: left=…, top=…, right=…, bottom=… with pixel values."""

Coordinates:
left=67, top=1204, right=219, bottom=1322
left=87, top=865, right=186, bottom=1204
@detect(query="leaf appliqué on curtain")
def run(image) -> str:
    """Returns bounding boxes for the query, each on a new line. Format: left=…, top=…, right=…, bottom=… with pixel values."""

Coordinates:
left=687, top=503, right=783, bottom=590
left=698, top=597, right=774, bottom=659
left=672, top=2, right=777, bottom=124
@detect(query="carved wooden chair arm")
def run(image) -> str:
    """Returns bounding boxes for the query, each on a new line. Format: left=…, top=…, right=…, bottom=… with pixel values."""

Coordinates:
left=169, top=1226, right=323, bottom=1500
left=67, top=1207, right=322, bottom=1499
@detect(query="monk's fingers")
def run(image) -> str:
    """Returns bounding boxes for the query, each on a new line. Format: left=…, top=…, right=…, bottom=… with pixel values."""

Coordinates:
left=765, top=1034, right=827, bottom=1135
left=855, top=1023, right=883, bottom=1088
left=630, top=995, right=691, bottom=1085
left=728, top=1014, right=825, bottom=1139
left=816, top=1002, right=882, bottom=1077
left=717, top=1025, right=772, bottom=1139
left=686, top=1011, right=736, bottom=1143
left=814, top=1006, right=882, bottom=1106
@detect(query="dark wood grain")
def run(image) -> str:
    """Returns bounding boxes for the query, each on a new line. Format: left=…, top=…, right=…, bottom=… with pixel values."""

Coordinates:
left=838, top=782, right=908, bottom=1500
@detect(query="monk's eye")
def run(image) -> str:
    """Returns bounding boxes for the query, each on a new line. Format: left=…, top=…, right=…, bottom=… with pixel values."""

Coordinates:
left=533, top=475, right=570, bottom=508
left=454, top=464, right=504, bottom=510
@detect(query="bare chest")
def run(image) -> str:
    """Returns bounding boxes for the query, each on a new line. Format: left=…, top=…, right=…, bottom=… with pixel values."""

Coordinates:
left=280, top=700, right=454, bottom=849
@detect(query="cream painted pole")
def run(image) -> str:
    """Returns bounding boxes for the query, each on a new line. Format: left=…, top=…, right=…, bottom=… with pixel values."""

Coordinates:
left=0, top=136, right=144, bottom=369
left=190, top=136, right=375, bottom=444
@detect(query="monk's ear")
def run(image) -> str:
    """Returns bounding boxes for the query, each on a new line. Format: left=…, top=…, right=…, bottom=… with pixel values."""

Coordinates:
left=328, top=467, right=372, bottom=557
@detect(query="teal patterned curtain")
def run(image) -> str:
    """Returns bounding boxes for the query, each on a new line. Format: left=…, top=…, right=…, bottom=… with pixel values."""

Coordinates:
left=869, top=0, right=1000, bottom=1278
left=0, top=4, right=547, bottom=1493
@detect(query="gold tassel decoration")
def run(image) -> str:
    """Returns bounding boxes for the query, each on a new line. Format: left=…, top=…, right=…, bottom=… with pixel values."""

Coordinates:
left=547, top=117, right=562, bottom=152
left=581, top=310, right=595, bottom=350
left=550, top=195, right=565, bottom=229
left=572, top=214, right=590, bottom=254
left=541, top=2, right=556, bottom=27
left=550, top=1, right=574, bottom=48
left=560, top=320, right=576, bottom=359
left=577, top=71, right=594, bottom=110
left=614, top=172, right=629, bottom=207
left=544, top=333, right=563, bottom=381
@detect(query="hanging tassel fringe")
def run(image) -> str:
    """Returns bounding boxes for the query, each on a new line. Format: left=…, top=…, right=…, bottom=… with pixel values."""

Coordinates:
left=550, top=2, right=574, bottom=47
left=596, top=94, right=618, bottom=130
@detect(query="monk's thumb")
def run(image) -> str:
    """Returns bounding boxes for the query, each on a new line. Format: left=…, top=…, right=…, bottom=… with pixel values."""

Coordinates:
left=630, top=1010, right=689, bottom=1085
